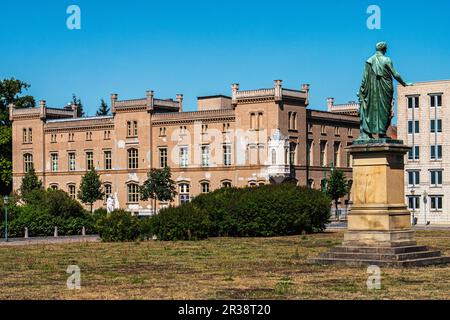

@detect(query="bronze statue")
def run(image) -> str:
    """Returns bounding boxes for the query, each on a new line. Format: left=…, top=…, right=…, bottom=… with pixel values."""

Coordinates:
left=357, top=42, right=412, bottom=140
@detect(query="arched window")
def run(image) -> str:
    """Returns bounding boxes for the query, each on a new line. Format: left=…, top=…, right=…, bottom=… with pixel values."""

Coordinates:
left=308, top=179, right=314, bottom=189
left=271, top=149, right=277, bottom=164
left=249, top=181, right=257, bottom=187
left=222, top=180, right=232, bottom=188
left=127, top=183, right=139, bottom=203
left=104, top=183, right=112, bottom=201
left=23, top=153, right=33, bottom=173
left=201, top=182, right=210, bottom=193
left=68, top=185, right=76, bottom=199
left=50, top=184, right=59, bottom=191
left=127, top=148, right=139, bottom=169
left=179, top=183, right=190, bottom=203
left=290, top=142, right=297, bottom=165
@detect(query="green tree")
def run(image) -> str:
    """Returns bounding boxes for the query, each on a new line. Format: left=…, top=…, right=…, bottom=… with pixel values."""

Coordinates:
left=96, top=99, right=110, bottom=116
left=0, top=78, right=35, bottom=195
left=19, top=166, right=43, bottom=203
left=72, top=94, right=85, bottom=117
left=77, top=168, right=104, bottom=212
left=140, top=167, right=177, bottom=213
left=325, top=169, right=350, bottom=221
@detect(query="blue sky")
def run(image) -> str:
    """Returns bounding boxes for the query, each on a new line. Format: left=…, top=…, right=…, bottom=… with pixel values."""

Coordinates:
left=1, top=0, right=449, bottom=121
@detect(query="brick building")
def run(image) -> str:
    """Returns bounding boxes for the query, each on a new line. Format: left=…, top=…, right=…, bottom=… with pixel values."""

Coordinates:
left=10, top=80, right=359, bottom=214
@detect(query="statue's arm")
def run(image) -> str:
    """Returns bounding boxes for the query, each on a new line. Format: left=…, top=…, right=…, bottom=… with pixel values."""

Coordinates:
left=387, top=60, right=410, bottom=86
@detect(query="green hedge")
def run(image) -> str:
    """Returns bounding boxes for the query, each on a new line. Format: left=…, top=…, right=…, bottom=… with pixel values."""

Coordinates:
left=149, top=202, right=210, bottom=241
left=151, top=183, right=331, bottom=241
left=1, top=189, right=95, bottom=238
left=95, top=209, right=141, bottom=242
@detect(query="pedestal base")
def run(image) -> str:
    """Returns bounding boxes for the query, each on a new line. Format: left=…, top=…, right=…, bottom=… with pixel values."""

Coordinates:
left=343, top=230, right=416, bottom=247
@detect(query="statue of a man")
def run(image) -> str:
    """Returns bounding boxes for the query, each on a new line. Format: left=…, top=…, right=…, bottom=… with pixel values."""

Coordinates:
left=357, top=42, right=412, bottom=140
left=106, top=195, right=115, bottom=213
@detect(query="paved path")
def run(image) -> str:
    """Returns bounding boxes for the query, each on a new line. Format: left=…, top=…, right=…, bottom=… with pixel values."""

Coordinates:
left=0, top=235, right=100, bottom=247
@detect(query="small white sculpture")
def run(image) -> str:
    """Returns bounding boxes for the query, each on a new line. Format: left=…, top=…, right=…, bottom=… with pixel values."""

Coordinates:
left=106, top=195, right=115, bottom=213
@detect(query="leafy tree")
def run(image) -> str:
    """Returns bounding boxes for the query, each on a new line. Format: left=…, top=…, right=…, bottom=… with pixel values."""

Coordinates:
left=0, top=78, right=35, bottom=195
left=77, top=168, right=104, bottom=212
left=140, top=167, right=177, bottom=213
left=72, top=94, right=85, bottom=117
left=325, top=169, right=350, bottom=221
left=19, top=166, right=43, bottom=203
left=96, top=99, right=110, bottom=116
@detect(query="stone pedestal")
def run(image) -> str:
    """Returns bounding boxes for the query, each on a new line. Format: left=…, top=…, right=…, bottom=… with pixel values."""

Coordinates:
left=314, top=142, right=450, bottom=267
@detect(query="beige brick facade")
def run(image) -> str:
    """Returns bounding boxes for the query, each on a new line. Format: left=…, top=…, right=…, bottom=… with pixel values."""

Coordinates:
left=397, top=80, right=450, bottom=225
left=11, top=80, right=359, bottom=214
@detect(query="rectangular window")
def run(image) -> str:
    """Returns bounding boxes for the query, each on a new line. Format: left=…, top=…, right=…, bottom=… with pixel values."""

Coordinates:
left=407, top=196, right=420, bottom=210
left=407, top=120, right=419, bottom=134
left=86, top=152, right=94, bottom=170
left=51, top=153, right=58, bottom=172
left=23, top=128, right=27, bottom=143
left=250, top=113, right=256, bottom=130
left=179, top=146, right=188, bottom=167
left=430, top=170, right=443, bottom=186
left=127, top=184, right=139, bottom=203
left=127, top=149, right=138, bottom=169
left=28, top=128, right=32, bottom=143
left=430, top=95, right=442, bottom=107
left=23, top=154, right=33, bottom=173
left=408, top=146, right=420, bottom=160
left=104, top=150, right=112, bottom=170
left=430, top=196, right=443, bottom=210
left=430, top=145, right=442, bottom=160
left=68, top=185, right=76, bottom=199
left=201, top=145, right=209, bottom=167
left=430, top=119, right=442, bottom=133
left=104, top=184, right=112, bottom=201
left=307, top=140, right=313, bottom=166
left=333, top=142, right=340, bottom=167
left=179, top=184, right=190, bottom=204
left=319, top=141, right=327, bottom=167
left=223, top=144, right=232, bottom=166
left=68, top=152, right=76, bottom=171
left=408, top=96, right=419, bottom=108
left=159, top=148, right=168, bottom=168
left=127, top=121, right=138, bottom=137
left=407, top=170, right=420, bottom=186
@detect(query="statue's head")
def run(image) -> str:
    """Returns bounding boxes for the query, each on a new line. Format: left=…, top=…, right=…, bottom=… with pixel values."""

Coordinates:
left=376, top=41, right=387, bottom=54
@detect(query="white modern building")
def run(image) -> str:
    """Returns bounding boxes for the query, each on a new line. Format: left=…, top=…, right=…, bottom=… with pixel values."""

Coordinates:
left=397, top=80, right=450, bottom=225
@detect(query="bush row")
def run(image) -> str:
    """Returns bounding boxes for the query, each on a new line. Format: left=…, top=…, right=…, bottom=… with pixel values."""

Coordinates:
left=95, top=183, right=331, bottom=242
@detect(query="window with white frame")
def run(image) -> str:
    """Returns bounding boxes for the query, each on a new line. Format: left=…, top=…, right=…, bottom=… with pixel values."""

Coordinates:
left=430, top=145, right=442, bottom=160
left=127, top=148, right=138, bottom=169
left=68, top=185, right=76, bottom=199
left=407, top=196, right=420, bottom=210
left=430, top=170, right=443, bottom=187
left=430, top=94, right=442, bottom=107
left=159, top=148, right=168, bottom=168
left=201, top=145, right=209, bottom=167
left=127, top=183, right=139, bottom=203
left=179, top=183, right=190, bottom=203
left=223, top=144, right=232, bottom=166
left=104, top=150, right=112, bottom=170
left=23, top=153, right=33, bottom=173
left=407, top=170, right=420, bottom=186
left=407, top=120, right=419, bottom=134
left=179, top=146, right=188, bottom=167
left=201, top=182, right=210, bottom=193
left=408, top=146, right=420, bottom=160
left=51, top=153, right=58, bottom=172
left=408, top=96, right=419, bottom=108
left=430, top=195, right=443, bottom=210
left=68, top=152, right=76, bottom=171
left=104, top=183, right=112, bottom=201
left=430, top=119, right=442, bottom=133
left=86, top=151, right=94, bottom=170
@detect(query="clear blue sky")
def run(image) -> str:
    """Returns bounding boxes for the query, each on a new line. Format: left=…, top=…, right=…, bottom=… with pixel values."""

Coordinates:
left=1, top=0, right=449, bottom=121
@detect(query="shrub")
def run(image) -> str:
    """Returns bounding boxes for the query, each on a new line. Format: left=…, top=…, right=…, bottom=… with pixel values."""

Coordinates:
left=150, top=203, right=210, bottom=241
left=152, top=183, right=331, bottom=240
left=96, top=209, right=141, bottom=242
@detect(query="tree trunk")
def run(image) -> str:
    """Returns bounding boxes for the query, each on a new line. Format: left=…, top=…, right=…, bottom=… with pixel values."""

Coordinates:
left=90, top=203, right=93, bottom=213
left=335, top=199, right=339, bottom=222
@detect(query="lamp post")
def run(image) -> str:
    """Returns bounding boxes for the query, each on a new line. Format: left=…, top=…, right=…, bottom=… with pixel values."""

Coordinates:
left=3, top=195, right=9, bottom=242
left=423, top=190, right=428, bottom=228
left=410, top=189, right=416, bottom=225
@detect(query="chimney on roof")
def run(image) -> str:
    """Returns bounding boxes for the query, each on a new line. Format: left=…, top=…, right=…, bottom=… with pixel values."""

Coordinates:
left=302, top=84, right=310, bottom=106
left=327, top=97, right=335, bottom=112
left=146, top=90, right=154, bottom=111
left=176, top=94, right=184, bottom=112
left=274, top=80, right=282, bottom=102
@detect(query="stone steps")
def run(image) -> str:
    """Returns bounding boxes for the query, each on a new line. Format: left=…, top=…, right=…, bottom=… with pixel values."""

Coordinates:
left=313, top=255, right=450, bottom=267
left=313, top=245, right=450, bottom=267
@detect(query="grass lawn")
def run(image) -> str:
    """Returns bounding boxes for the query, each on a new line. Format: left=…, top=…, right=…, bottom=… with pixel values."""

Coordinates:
left=0, top=230, right=449, bottom=300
